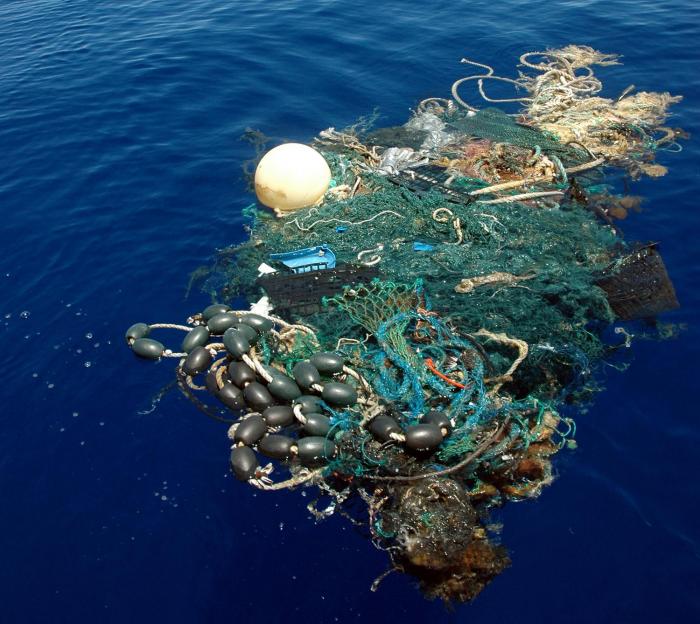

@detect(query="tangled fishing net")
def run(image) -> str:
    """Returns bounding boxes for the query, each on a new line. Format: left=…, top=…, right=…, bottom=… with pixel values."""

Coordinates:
left=127, top=47, right=683, bottom=603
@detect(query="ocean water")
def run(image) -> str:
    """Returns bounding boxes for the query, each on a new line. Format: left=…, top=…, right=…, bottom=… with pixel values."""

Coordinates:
left=1, top=1, right=699, bottom=622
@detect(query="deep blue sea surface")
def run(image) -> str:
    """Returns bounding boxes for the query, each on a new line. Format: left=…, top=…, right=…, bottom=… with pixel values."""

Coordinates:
left=1, top=1, right=699, bottom=622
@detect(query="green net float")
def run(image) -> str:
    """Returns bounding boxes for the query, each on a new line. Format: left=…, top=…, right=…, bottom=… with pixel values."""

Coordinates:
left=296, top=437, right=336, bottom=466
left=181, top=326, right=210, bottom=353
left=243, top=381, right=275, bottom=411
left=258, top=434, right=295, bottom=461
left=262, top=405, right=295, bottom=427
left=240, top=313, right=273, bottom=333
left=293, top=395, right=323, bottom=415
left=131, top=337, right=164, bottom=360
left=234, top=415, right=268, bottom=446
left=218, top=383, right=246, bottom=411
left=125, top=323, right=150, bottom=344
left=207, top=312, right=239, bottom=335
left=205, top=370, right=220, bottom=395
left=182, top=345, right=212, bottom=376
left=262, top=364, right=285, bottom=379
left=368, top=415, right=402, bottom=442
left=310, top=352, right=344, bottom=375
left=292, top=361, right=321, bottom=390
left=228, top=361, right=256, bottom=388
left=267, top=375, right=302, bottom=401
left=405, top=424, right=443, bottom=454
left=202, top=303, right=231, bottom=321
left=423, top=410, right=451, bottom=435
left=223, top=328, right=250, bottom=358
left=303, top=413, right=331, bottom=437
left=235, top=322, right=259, bottom=345
left=322, top=381, right=357, bottom=407
left=230, top=446, right=258, bottom=481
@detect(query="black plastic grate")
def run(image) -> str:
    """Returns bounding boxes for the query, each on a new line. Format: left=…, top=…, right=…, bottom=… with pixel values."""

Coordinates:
left=258, top=263, right=379, bottom=317
left=387, top=165, right=476, bottom=204
left=597, top=244, right=679, bottom=320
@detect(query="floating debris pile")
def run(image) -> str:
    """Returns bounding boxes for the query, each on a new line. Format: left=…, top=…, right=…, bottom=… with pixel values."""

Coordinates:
left=126, top=46, right=683, bottom=602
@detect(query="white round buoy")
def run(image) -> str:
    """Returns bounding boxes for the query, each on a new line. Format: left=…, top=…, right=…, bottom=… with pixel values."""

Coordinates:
left=254, top=143, right=331, bottom=215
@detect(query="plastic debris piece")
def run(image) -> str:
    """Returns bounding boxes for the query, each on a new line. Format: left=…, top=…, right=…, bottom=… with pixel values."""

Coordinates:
left=269, top=245, right=336, bottom=273
left=257, top=263, right=277, bottom=275
left=413, top=242, right=435, bottom=252
left=596, top=244, right=679, bottom=319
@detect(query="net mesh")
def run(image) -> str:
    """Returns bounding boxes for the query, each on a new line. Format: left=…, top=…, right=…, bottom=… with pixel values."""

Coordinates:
left=214, top=170, right=617, bottom=403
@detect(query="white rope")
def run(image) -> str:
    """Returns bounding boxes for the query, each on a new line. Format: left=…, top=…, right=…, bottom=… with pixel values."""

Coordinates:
left=293, top=403, right=308, bottom=425
left=149, top=323, right=192, bottom=331
left=163, top=350, right=187, bottom=358
left=288, top=209, right=403, bottom=233
left=477, top=190, right=564, bottom=205
left=249, top=467, right=323, bottom=491
left=242, top=352, right=273, bottom=383
left=357, top=244, right=384, bottom=266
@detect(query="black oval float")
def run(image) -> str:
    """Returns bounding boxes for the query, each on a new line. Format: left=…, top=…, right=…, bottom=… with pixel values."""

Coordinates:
left=230, top=446, right=258, bottom=480
left=125, top=323, right=150, bottom=344
left=268, top=375, right=302, bottom=401
left=207, top=312, right=239, bottom=335
left=181, top=326, right=210, bottom=353
left=296, top=437, right=336, bottom=466
left=303, top=413, right=331, bottom=436
left=131, top=338, right=164, bottom=360
left=368, top=415, right=402, bottom=442
left=218, top=383, right=246, bottom=410
left=182, top=346, right=212, bottom=376
left=243, top=382, right=275, bottom=411
left=223, top=327, right=250, bottom=358
left=228, top=361, right=256, bottom=388
left=258, top=435, right=295, bottom=461
left=293, top=395, right=323, bottom=415
left=262, top=405, right=295, bottom=427
left=234, top=415, right=267, bottom=445
left=202, top=303, right=231, bottom=321
left=292, top=361, right=321, bottom=389
left=310, top=352, right=344, bottom=374
left=322, top=382, right=357, bottom=407
left=423, top=409, right=451, bottom=434
left=404, top=423, right=443, bottom=453
left=241, top=314, right=273, bottom=333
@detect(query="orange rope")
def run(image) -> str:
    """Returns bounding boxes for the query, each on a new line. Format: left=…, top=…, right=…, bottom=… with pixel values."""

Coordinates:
left=424, top=358, right=466, bottom=389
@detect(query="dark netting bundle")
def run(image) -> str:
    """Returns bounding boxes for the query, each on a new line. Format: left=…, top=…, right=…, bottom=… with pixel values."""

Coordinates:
left=126, top=46, right=684, bottom=603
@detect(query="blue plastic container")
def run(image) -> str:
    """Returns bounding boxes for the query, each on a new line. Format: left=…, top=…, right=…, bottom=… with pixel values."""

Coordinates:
left=269, top=245, right=337, bottom=274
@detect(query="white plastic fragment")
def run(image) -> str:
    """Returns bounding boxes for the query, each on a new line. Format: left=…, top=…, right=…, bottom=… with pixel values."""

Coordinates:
left=376, top=147, right=428, bottom=176
left=257, top=263, right=277, bottom=275
left=249, top=296, right=273, bottom=316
